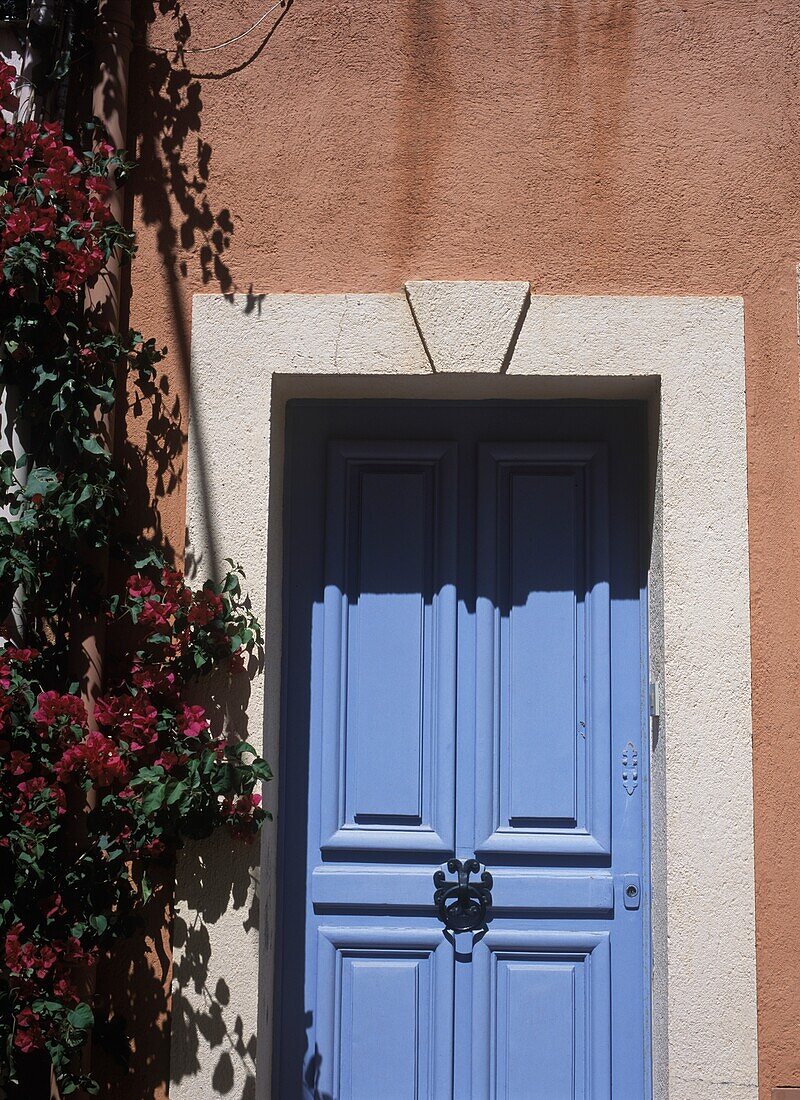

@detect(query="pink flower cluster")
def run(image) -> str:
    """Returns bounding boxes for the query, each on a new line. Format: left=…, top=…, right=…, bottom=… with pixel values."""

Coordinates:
left=222, top=792, right=263, bottom=841
left=0, top=556, right=264, bottom=1069
left=122, top=568, right=235, bottom=695
left=5, top=924, right=96, bottom=1051
left=11, top=775, right=66, bottom=830
left=95, top=693, right=158, bottom=752
left=33, top=690, right=88, bottom=732
left=0, top=60, right=117, bottom=314
left=55, top=730, right=128, bottom=787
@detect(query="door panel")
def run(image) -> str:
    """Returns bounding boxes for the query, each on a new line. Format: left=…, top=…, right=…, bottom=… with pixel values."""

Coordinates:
left=474, top=443, right=611, bottom=859
left=276, top=402, right=650, bottom=1100
left=315, top=926, right=454, bottom=1100
left=471, top=931, right=611, bottom=1100
left=320, top=442, right=457, bottom=855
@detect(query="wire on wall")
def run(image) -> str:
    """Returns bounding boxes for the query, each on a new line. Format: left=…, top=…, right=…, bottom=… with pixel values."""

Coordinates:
left=150, top=0, right=291, bottom=55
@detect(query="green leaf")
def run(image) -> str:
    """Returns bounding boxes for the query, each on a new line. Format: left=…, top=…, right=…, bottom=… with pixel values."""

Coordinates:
left=252, top=759, right=273, bottom=781
left=89, top=913, right=107, bottom=934
left=167, top=780, right=188, bottom=805
left=133, top=547, right=166, bottom=568
left=141, top=785, right=166, bottom=814
left=67, top=1003, right=94, bottom=1030
left=232, top=742, right=259, bottom=757
left=81, top=435, right=108, bottom=456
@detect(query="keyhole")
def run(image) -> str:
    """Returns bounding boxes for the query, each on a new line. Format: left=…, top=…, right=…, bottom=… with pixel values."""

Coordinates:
left=626, top=884, right=638, bottom=899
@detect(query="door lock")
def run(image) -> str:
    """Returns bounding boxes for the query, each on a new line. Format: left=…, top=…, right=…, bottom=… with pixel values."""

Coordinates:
left=623, top=874, right=641, bottom=910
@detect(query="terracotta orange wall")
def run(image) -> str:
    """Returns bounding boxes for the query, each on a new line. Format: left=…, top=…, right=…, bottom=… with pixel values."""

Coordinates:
left=121, top=1, right=800, bottom=1095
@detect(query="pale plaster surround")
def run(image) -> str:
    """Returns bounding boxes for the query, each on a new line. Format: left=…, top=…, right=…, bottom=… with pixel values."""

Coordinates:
left=176, top=284, right=757, bottom=1100
left=405, top=279, right=529, bottom=372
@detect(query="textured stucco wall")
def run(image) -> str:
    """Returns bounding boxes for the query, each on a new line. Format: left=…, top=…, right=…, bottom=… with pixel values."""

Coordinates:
left=180, top=286, right=755, bottom=1100
left=119, top=3, right=800, bottom=1097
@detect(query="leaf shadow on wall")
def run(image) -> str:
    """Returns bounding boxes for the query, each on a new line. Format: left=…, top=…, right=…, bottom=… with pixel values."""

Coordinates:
left=170, top=833, right=260, bottom=1100
left=131, top=0, right=295, bottom=297
left=131, top=0, right=237, bottom=295
left=94, top=659, right=261, bottom=1099
left=119, top=0, right=294, bottom=598
left=169, top=664, right=262, bottom=1100
left=94, top=3, right=294, bottom=1096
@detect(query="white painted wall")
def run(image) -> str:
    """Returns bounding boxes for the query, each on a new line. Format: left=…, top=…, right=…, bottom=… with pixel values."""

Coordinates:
left=179, top=286, right=757, bottom=1100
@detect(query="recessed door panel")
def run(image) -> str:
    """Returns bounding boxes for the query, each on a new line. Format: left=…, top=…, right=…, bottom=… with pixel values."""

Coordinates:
left=315, top=926, right=454, bottom=1100
left=320, top=442, right=457, bottom=855
left=507, top=470, right=580, bottom=824
left=475, top=444, right=611, bottom=859
left=471, top=931, right=611, bottom=1100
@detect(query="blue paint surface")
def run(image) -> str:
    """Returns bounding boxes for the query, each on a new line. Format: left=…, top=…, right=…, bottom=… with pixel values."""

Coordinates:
left=275, top=402, right=650, bottom=1099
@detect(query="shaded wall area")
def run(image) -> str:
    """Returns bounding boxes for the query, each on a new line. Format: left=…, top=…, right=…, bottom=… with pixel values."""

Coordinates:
left=116, top=2, right=800, bottom=1097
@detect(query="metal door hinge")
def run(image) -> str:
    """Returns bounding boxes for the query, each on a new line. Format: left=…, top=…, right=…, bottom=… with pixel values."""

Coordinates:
left=649, top=680, right=661, bottom=720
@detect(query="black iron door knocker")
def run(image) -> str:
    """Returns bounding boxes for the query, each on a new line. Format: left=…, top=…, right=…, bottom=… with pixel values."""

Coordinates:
left=433, top=858, right=493, bottom=934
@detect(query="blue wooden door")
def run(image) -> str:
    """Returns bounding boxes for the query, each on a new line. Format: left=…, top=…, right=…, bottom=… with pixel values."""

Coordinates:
left=275, top=402, right=650, bottom=1099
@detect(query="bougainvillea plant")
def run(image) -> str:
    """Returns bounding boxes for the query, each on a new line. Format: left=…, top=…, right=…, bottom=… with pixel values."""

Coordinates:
left=0, top=60, right=270, bottom=1093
